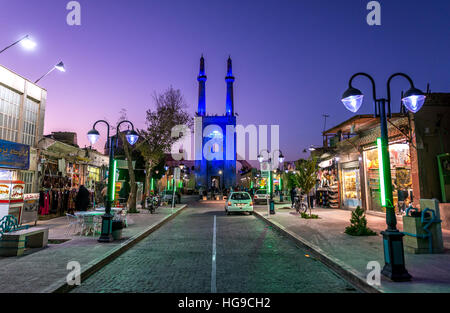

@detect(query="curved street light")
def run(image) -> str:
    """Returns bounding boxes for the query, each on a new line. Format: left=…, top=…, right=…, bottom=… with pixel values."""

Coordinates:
left=0, top=35, right=37, bottom=55
left=35, top=61, right=66, bottom=84
left=341, top=72, right=425, bottom=282
left=87, top=119, right=139, bottom=242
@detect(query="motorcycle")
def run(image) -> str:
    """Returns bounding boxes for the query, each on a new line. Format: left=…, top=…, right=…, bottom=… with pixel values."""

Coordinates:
left=293, top=193, right=308, bottom=214
left=146, top=195, right=160, bottom=214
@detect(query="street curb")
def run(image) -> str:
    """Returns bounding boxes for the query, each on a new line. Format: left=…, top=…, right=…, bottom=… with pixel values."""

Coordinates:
left=253, top=210, right=382, bottom=294
left=45, top=204, right=188, bottom=293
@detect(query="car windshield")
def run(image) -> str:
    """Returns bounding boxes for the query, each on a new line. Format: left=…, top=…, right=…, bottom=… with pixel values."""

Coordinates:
left=231, top=193, right=250, bottom=200
left=256, top=190, right=267, bottom=194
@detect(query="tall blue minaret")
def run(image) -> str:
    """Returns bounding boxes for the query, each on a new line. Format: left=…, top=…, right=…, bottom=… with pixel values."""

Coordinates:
left=197, top=55, right=207, bottom=116
left=225, top=56, right=235, bottom=116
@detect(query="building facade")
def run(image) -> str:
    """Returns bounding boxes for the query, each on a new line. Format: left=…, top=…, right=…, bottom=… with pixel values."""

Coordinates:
left=0, top=64, right=46, bottom=193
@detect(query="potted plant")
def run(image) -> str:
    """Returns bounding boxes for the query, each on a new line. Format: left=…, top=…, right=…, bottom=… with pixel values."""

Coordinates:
left=112, top=220, right=124, bottom=240
left=345, top=206, right=376, bottom=236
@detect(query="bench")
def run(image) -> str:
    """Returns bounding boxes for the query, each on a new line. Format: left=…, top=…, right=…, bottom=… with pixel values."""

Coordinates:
left=0, top=215, right=49, bottom=257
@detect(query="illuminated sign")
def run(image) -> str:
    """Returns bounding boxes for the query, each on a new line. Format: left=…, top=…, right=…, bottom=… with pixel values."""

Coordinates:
left=377, top=138, right=387, bottom=207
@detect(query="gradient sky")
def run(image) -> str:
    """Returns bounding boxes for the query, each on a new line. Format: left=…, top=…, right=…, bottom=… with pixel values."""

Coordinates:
left=1, top=0, right=449, bottom=161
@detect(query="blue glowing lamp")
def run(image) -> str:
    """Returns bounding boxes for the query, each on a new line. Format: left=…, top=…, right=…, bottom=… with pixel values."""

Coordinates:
left=257, top=154, right=264, bottom=163
left=402, top=87, right=426, bottom=113
left=126, top=130, right=139, bottom=145
left=87, top=129, right=100, bottom=145
left=341, top=87, right=364, bottom=113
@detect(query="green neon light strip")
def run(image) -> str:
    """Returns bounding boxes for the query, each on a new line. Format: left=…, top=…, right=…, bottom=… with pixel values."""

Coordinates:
left=377, top=138, right=387, bottom=207
left=151, top=178, right=154, bottom=191
left=111, top=159, right=117, bottom=201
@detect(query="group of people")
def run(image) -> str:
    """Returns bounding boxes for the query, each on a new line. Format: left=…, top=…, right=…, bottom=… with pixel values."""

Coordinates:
left=290, top=187, right=315, bottom=208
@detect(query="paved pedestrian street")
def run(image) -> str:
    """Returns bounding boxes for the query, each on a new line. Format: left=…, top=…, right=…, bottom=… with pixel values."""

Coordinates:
left=72, top=201, right=359, bottom=293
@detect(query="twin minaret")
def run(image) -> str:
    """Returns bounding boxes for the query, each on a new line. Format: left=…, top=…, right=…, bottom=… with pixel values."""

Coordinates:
left=197, top=55, right=235, bottom=117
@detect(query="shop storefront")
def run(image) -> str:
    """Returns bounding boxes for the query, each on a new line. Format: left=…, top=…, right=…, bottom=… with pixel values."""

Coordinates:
left=316, top=158, right=339, bottom=208
left=66, top=162, right=82, bottom=188
left=339, top=160, right=362, bottom=209
left=0, top=139, right=31, bottom=223
left=363, top=141, right=413, bottom=213
left=86, top=166, right=101, bottom=190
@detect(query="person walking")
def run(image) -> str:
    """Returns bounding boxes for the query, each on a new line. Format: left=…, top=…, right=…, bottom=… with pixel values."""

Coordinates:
left=290, top=186, right=297, bottom=208
left=309, top=189, right=315, bottom=209
left=75, top=185, right=91, bottom=211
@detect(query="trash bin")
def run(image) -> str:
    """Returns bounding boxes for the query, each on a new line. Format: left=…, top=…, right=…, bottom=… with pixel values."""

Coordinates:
left=269, top=200, right=275, bottom=214
left=403, top=199, right=444, bottom=254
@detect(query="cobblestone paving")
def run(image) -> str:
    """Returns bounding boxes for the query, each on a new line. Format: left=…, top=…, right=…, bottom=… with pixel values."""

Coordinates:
left=72, top=202, right=359, bottom=293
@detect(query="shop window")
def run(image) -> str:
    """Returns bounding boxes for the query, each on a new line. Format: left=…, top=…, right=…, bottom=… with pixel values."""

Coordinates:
left=0, top=85, right=20, bottom=143
left=341, top=167, right=361, bottom=208
left=22, top=97, right=39, bottom=146
left=364, top=143, right=412, bottom=213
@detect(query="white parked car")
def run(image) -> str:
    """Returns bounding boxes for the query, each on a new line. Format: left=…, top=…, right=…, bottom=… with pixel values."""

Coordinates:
left=225, top=192, right=254, bottom=215
left=253, top=189, right=269, bottom=204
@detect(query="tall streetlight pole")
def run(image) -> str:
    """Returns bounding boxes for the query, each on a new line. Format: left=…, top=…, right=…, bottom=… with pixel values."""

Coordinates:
left=0, top=35, right=37, bottom=55
left=341, top=72, right=426, bottom=281
left=87, top=120, right=139, bottom=242
left=258, top=149, right=284, bottom=215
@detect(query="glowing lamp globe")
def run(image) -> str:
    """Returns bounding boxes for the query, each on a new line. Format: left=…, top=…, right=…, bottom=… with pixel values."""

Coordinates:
left=341, top=87, right=364, bottom=113
left=126, top=130, right=139, bottom=145
left=87, top=129, right=100, bottom=145
left=278, top=153, right=285, bottom=164
left=21, top=36, right=37, bottom=50
left=402, top=87, right=426, bottom=113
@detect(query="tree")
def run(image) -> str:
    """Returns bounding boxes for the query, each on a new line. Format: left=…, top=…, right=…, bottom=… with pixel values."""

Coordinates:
left=138, top=87, right=192, bottom=205
left=116, top=109, right=140, bottom=213
left=293, top=157, right=318, bottom=216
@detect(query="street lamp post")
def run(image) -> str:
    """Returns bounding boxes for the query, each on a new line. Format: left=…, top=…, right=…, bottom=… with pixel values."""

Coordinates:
left=87, top=120, right=139, bottom=242
left=258, top=149, right=285, bottom=216
left=0, top=35, right=37, bottom=55
left=341, top=72, right=426, bottom=281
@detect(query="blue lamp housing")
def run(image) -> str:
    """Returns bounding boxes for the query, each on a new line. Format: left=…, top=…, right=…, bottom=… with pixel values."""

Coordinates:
left=342, top=87, right=364, bottom=113
left=126, top=129, right=139, bottom=145
left=87, top=129, right=100, bottom=145
left=402, top=87, right=426, bottom=113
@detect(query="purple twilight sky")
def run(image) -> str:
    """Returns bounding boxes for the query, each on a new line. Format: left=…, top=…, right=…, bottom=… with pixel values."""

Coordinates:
left=1, top=0, right=449, bottom=161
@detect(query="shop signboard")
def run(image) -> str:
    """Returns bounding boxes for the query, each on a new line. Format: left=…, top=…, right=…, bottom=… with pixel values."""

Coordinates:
left=0, top=139, right=30, bottom=170
left=319, top=159, right=333, bottom=168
